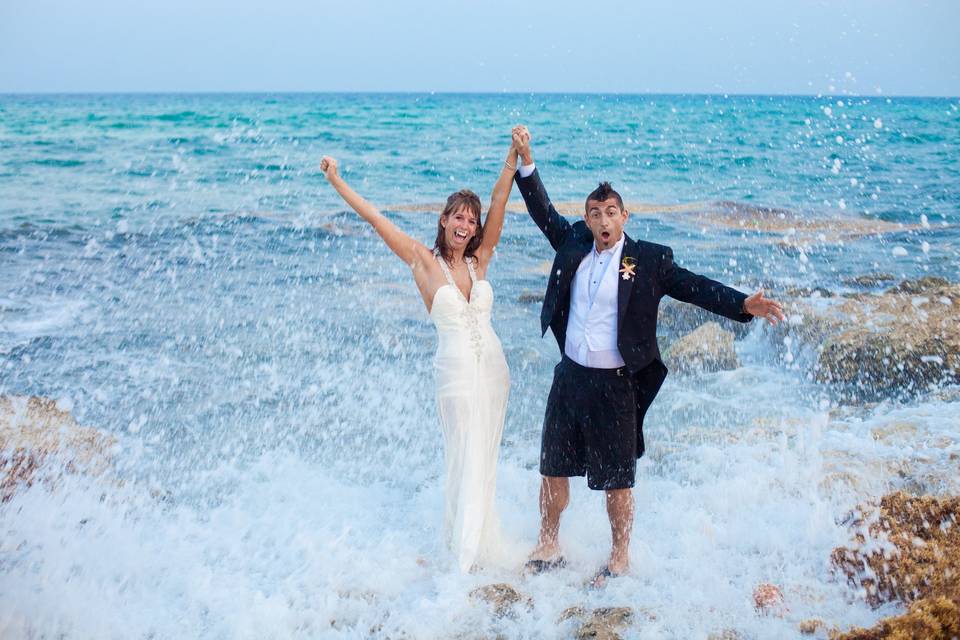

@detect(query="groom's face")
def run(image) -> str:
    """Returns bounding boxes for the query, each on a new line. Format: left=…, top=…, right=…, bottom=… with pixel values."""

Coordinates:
left=584, top=197, right=628, bottom=251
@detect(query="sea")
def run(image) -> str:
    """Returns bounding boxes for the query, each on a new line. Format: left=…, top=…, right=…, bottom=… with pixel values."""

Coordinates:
left=1, top=93, right=958, bottom=638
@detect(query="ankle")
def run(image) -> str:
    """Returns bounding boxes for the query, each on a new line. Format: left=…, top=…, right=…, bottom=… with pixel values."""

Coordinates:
left=608, top=553, right=629, bottom=573
left=531, top=541, right=562, bottom=560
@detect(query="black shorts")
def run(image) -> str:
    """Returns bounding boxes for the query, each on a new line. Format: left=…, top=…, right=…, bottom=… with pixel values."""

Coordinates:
left=540, top=356, right=638, bottom=490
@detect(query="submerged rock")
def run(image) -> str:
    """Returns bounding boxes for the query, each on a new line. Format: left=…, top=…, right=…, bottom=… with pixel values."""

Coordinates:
left=782, top=285, right=835, bottom=299
left=517, top=291, right=545, bottom=304
left=886, top=276, right=952, bottom=294
left=657, top=299, right=753, bottom=340
left=798, top=618, right=825, bottom=635
left=752, top=583, right=787, bottom=617
left=706, top=631, right=743, bottom=640
left=1, top=395, right=115, bottom=501
left=844, top=273, right=897, bottom=288
left=468, top=583, right=532, bottom=619
left=870, top=421, right=919, bottom=443
left=665, top=322, right=739, bottom=373
left=560, top=606, right=634, bottom=640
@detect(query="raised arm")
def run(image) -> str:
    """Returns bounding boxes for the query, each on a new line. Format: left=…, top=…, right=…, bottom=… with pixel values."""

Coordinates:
left=321, top=156, right=431, bottom=266
left=476, top=141, right=519, bottom=264
left=511, top=126, right=572, bottom=251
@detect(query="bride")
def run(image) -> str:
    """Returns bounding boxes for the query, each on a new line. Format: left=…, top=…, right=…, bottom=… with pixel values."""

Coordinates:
left=320, top=131, right=522, bottom=572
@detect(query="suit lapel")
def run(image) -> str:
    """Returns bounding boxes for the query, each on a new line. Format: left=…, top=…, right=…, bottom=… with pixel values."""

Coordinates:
left=541, top=230, right=592, bottom=335
left=617, top=234, right=639, bottom=330
left=561, top=237, right=593, bottom=288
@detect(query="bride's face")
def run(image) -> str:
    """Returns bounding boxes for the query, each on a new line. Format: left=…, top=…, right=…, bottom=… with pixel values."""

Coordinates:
left=442, top=206, right=480, bottom=250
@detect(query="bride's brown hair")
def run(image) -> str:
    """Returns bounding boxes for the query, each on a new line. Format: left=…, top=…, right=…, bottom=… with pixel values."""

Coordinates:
left=434, top=189, right=483, bottom=262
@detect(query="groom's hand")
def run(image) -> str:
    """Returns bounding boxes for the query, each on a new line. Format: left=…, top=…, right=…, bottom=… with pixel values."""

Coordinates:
left=512, top=125, right=533, bottom=165
left=743, top=289, right=785, bottom=325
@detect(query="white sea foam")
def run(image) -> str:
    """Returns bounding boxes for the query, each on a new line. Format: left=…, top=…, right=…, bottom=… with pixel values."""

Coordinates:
left=6, top=368, right=957, bottom=637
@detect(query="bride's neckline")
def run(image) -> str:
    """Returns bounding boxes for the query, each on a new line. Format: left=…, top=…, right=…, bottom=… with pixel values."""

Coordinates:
left=429, top=280, right=490, bottom=316
left=434, top=252, right=481, bottom=304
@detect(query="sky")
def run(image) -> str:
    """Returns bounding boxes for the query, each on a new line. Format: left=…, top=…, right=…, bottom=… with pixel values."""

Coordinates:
left=1, top=0, right=958, bottom=96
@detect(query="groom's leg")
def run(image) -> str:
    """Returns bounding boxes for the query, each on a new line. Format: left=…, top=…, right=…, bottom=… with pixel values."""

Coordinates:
left=605, top=488, right=634, bottom=575
left=582, top=368, right=637, bottom=577
left=531, top=358, right=584, bottom=562
left=531, top=475, right=569, bottom=560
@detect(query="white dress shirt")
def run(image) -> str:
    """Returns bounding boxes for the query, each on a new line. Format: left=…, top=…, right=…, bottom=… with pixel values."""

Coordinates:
left=565, top=235, right=626, bottom=368
left=519, top=161, right=626, bottom=368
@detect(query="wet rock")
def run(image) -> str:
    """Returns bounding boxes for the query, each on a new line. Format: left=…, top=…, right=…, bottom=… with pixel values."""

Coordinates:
left=657, top=299, right=752, bottom=340
left=833, top=596, right=960, bottom=640
left=782, top=286, right=835, bottom=299
left=561, top=606, right=634, bottom=640
left=820, top=449, right=960, bottom=497
left=831, top=492, right=960, bottom=609
left=753, top=582, right=787, bottom=617
left=665, top=322, right=739, bottom=373
left=558, top=606, right=588, bottom=623
left=468, top=583, right=532, bottom=619
left=870, top=421, right=919, bottom=443
left=798, top=618, right=824, bottom=635
left=887, top=276, right=952, bottom=294
left=517, top=291, right=545, bottom=304
left=1, top=395, right=115, bottom=501
left=390, top=199, right=920, bottom=247
left=779, top=278, right=960, bottom=400
left=706, top=631, right=743, bottom=640
left=844, top=273, right=897, bottom=288
left=645, top=199, right=919, bottom=246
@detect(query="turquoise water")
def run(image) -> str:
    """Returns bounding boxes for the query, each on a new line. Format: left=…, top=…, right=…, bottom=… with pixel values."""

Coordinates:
left=1, top=94, right=958, bottom=638
left=3, top=93, right=958, bottom=226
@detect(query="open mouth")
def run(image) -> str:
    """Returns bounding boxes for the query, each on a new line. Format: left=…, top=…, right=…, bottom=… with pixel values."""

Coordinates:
left=601, top=231, right=611, bottom=242
left=454, top=230, right=468, bottom=240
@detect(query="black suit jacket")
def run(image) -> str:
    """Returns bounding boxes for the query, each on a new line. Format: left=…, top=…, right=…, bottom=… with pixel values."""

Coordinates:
left=516, top=168, right=753, bottom=458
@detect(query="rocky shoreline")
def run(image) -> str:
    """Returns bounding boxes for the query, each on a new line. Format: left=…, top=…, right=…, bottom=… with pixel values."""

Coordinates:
left=658, top=275, right=959, bottom=404
left=829, top=492, right=960, bottom=639
left=4, top=274, right=957, bottom=639
left=1, top=395, right=115, bottom=502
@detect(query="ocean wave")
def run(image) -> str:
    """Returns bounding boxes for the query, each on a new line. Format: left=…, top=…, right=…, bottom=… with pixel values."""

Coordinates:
left=27, top=158, right=86, bottom=167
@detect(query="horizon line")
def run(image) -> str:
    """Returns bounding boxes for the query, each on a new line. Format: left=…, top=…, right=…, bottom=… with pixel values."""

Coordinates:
left=1, top=90, right=958, bottom=100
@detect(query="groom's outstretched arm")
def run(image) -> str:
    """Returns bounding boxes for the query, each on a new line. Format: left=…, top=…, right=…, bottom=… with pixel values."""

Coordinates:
left=512, top=126, right=572, bottom=252
left=658, top=247, right=754, bottom=323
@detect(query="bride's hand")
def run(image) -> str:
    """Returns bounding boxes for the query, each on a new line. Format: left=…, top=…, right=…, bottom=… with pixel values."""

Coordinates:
left=320, top=156, right=338, bottom=181
left=512, top=125, right=532, bottom=165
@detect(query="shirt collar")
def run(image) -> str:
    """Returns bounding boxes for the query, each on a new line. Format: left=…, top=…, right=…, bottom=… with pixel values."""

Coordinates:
left=593, top=233, right=625, bottom=258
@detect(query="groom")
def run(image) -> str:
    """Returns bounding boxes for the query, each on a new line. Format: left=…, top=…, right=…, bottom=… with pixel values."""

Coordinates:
left=511, top=126, right=785, bottom=587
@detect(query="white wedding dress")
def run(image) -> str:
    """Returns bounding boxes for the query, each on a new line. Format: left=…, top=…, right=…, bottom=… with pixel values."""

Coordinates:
left=430, top=253, right=510, bottom=572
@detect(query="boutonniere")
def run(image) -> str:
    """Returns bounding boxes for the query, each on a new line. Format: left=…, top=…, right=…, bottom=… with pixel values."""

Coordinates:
left=619, top=256, right=636, bottom=281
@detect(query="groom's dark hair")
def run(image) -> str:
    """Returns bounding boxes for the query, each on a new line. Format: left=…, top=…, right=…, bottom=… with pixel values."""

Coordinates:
left=585, top=181, right=624, bottom=212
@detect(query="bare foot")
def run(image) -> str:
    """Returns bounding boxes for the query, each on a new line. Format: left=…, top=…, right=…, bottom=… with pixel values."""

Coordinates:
left=587, top=555, right=629, bottom=589
left=523, top=542, right=566, bottom=576
left=527, top=541, right=563, bottom=563
left=586, top=565, right=626, bottom=589
left=607, top=555, right=629, bottom=576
